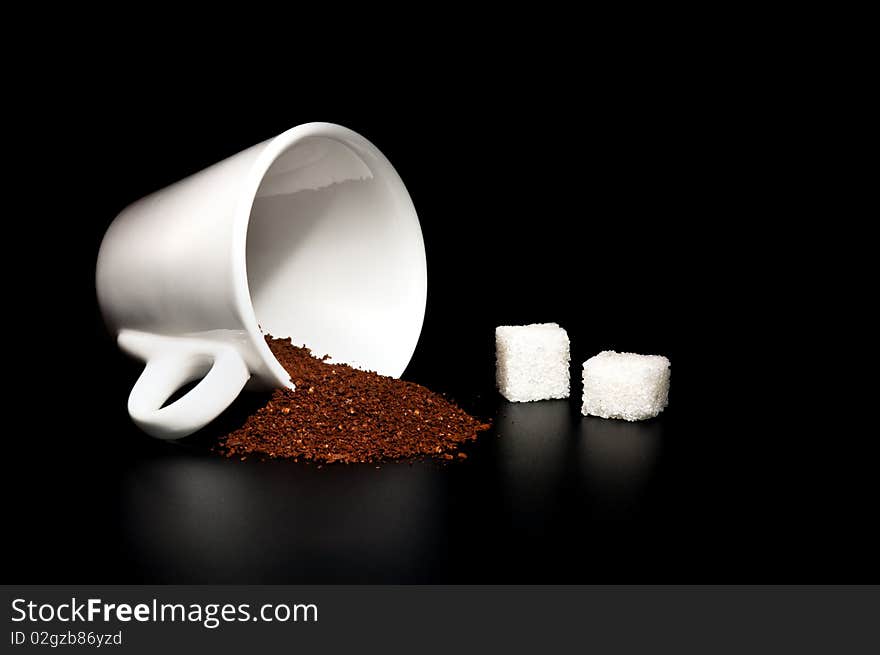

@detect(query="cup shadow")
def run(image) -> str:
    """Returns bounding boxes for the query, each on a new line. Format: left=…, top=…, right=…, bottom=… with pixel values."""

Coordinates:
left=120, top=454, right=447, bottom=583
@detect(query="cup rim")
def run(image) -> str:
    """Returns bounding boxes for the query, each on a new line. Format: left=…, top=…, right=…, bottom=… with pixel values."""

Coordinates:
left=230, top=122, right=426, bottom=388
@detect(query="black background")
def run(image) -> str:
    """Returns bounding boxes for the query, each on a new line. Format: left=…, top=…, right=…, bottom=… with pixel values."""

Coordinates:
left=4, top=54, right=873, bottom=584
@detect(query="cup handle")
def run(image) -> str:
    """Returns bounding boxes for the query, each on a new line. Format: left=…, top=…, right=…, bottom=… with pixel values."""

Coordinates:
left=118, top=329, right=251, bottom=440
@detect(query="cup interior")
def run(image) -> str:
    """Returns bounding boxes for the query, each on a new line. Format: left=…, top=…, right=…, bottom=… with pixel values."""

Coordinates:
left=245, top=134, right=426, bottom=378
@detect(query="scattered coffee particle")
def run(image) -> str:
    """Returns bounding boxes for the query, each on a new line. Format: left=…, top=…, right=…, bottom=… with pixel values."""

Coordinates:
left=216, top=337, right=490, bottom=464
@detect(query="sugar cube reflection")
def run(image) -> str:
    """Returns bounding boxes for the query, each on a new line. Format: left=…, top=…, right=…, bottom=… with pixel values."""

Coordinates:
left=496, top=400, right=573, bottom=524
left=578, top=417, right=662, bottom=517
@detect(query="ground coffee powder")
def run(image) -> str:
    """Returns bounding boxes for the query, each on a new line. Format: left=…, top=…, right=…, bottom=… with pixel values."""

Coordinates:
left=217, top=337, right=490, bottom=464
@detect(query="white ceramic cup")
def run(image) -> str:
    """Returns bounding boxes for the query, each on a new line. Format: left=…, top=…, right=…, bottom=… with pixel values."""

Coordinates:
left=97, top=123, right=427, bottom=440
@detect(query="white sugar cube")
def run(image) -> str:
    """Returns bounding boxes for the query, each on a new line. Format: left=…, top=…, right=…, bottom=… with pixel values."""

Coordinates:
left=582, top=351, right=670, bottom=421
left=496, top=323, right=570, bottom=402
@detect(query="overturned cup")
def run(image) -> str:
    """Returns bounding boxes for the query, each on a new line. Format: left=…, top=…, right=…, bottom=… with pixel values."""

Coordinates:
left=97, top=123, right=427, bottom=439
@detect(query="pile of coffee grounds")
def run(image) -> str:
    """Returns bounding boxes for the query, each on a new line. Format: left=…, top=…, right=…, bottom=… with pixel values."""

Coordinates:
left=216, top=336, right=490, bottom=464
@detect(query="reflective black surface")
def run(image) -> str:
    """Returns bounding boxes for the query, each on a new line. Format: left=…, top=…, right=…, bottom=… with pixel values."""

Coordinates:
left=116, top=400, right=673, bottom=583
left=21, top=385, right=684, bottom=583
left=11, top=353, right=873, bottom=583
